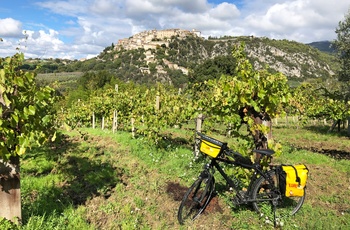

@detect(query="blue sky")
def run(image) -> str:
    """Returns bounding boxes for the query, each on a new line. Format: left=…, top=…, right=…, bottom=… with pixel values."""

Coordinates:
left=1, top=0, right=349, bottom=60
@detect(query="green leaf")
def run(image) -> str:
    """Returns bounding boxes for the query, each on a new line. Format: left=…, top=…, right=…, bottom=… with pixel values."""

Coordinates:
left=2, top=93, right=11, bottom=106
left=281, top=96, right=286, bottom=103
left=239, top=96, right=247, bottom=104
left=223, top=83, right=230, bottom=92
left=0, top=69, right=5, bottom=83
left=14, top=77, right=24, bottom=87
left=11, top=113, right=19, bottom=123
left=28, top=105, right=36, bottom=115
left=51, top=132, right=57, bottom=142
left=0, top=83, right=5, bottom=93
left=258, top=90, right=266, bottom=98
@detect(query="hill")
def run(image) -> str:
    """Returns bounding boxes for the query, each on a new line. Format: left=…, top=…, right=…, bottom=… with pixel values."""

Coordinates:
left=99, top=32, right=339, bottom=87
left=307, top=41, right=335, bottom=53
left=30, top=29, right=340, bottom=88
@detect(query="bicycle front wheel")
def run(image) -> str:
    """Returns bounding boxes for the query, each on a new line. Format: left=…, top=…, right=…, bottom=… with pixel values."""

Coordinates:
left=177, top=175, right=214, bottom=225
left=251, top=171, right=305, bottom=223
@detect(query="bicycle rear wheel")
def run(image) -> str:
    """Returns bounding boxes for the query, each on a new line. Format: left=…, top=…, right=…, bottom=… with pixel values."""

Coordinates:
left=177, top=175, right=214, bottom=225
left=251, top=171, right=305, bottom=224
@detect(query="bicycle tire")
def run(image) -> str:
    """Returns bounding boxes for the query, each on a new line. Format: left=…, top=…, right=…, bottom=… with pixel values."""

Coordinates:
left=177, top=175, right=214, bottom=225
left=250, top=170, right=305, bottom=223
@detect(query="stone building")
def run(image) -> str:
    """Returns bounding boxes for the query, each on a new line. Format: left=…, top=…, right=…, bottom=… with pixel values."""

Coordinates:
left=116, top=29, right=200, bottom=51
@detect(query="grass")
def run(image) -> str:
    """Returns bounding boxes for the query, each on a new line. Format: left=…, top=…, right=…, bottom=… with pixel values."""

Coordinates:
left=273, top=122, right=350, bottom=152
left=1, top=124, right=349, bottom=229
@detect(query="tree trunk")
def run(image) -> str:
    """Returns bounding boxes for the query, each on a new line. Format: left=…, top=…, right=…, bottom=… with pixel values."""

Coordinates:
left=251, top=112, right=271, bottom=149
left=0, top=156, right=21, bottom=224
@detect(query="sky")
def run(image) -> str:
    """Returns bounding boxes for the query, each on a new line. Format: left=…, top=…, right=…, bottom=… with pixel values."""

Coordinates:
left=0, top=0, right=349, bottom=60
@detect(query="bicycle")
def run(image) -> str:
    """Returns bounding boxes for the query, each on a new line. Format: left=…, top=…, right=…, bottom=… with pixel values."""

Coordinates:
left=177, top=132, right=306, bottom=227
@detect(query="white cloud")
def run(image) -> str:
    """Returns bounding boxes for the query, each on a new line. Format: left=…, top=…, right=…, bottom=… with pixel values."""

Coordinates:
left=160, top=0, right=208, bottom=13
left=209, top=2, right=240, bottom=20
left=1, top=0, right=350, bottom=59
left=0, top=18, right=23, bottom=37
left=243, top=0, right=350, bottom=42
left=18, top=29, right=64, bottom=58
left=35, top=0, right=87, bottom=17
left=0, top=38, right=19, bottom=57
left=89, top=0, right=123, bottom=15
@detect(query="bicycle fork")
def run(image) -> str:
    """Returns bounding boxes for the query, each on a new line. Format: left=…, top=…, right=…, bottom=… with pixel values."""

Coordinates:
left=194, top=165, right=214, bottom=205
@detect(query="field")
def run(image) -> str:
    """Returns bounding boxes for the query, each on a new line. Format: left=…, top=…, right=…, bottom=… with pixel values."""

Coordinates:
left=1, top=124, right=350, bottom=229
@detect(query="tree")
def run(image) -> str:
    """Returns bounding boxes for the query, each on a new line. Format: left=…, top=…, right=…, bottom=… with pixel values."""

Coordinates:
left=190, top=55, right=237, bottom=83
left=333, top=9, right=350, bottom=135
left=0, top=52, right=57, bottom=223
left=334, top=10, right=350, bottom=83
left=191, top=43, right=290, bottom=151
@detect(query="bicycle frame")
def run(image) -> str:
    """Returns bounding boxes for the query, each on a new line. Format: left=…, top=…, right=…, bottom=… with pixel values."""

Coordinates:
left=205, top=154, right=276, bottom=203
left=179, top=132, right=305, bottom=227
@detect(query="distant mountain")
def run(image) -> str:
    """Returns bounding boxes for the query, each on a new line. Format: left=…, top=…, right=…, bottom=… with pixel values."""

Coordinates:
left=307, top=41, right=335, bottom=54
left=29, top=29, right=340, bottom=88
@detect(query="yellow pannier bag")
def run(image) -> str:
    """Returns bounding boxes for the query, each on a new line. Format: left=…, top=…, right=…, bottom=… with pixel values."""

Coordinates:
left=279, top=164, right=309, bottom=197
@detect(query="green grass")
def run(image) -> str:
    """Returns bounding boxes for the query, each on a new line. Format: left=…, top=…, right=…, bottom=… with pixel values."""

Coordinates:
left=273, top=123, right=350, bottom=151
left=1, top=125, right=349, bottom=229
left=275, top=145, right=350, bottom=171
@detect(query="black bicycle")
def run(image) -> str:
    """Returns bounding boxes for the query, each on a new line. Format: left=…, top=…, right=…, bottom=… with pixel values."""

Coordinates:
left=177, top=132, right=306, bottom=226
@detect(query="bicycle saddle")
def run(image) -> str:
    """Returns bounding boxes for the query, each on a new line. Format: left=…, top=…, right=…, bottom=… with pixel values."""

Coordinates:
left=253, top=149, right=275, bottom=156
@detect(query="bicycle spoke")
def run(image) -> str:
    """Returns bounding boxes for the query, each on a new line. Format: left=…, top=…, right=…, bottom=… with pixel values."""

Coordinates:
left=251, top=171, right=305, bottom=226
left=178, top=176, right=214, bottom=224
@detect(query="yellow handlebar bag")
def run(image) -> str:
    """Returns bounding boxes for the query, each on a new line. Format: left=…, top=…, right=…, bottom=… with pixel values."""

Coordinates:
left=279, top=164, right=309, bottom=197
left=197, top=132, right=227, bottom=158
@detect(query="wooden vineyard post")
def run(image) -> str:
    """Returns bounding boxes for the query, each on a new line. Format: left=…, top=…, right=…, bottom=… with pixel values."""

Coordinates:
left=156, top=95, right=160, bottom=110
left=112, top=110, right=118, bottom=133
left=114, top=84, right=119, bottom=133
left=102, top=116, right=105, bottom=130
left=196, top=114, right=203, bottom=133
left=92, top=112, right=95, bottom=129
left=194, top=114, right=204, bottom=158
left=131, top=118, right=135, bottom=138
left=112, top=111, right=115, bottom=133
left=263, top=119, right=272, bottom=144
left=0, top=156, right=21, bottom=224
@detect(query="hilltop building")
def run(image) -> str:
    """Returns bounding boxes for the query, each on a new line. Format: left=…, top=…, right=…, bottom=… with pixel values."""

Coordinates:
left=116, top=29, right=201, bottom=51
